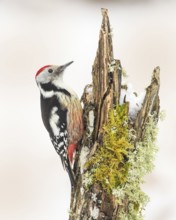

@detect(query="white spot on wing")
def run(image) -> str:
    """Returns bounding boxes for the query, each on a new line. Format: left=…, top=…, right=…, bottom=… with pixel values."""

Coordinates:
left=58, top=142, right=64, bottom=148
left=49, top=107, right=60, bottom=136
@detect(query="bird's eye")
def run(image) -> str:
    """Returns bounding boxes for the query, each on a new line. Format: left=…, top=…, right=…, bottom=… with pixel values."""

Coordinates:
left=48, top=69, right=53, bottom=73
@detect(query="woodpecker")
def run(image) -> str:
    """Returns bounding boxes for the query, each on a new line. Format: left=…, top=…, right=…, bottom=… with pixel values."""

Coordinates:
left=35, top=61, right=83, bottom=187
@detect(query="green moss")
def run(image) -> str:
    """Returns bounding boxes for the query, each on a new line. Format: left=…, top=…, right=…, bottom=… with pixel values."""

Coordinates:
left=84, top=105, right=159, bottom=219
left=85, top=104, right=133, bottom=192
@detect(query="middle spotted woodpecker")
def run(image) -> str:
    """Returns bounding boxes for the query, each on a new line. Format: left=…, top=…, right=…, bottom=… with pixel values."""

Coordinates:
left=35, top=61, right=83, bottom=187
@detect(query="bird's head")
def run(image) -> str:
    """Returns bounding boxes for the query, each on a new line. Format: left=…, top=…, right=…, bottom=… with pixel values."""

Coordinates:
left=35, top=61, right=73, bottom=84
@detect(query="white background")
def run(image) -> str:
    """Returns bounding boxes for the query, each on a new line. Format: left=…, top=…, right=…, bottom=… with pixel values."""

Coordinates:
left=0, top=0, right=175, bottom=219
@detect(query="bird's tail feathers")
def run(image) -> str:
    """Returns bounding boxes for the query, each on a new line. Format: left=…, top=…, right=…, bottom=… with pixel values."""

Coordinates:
left=66, top=159, right=75, bottom=188
left=60, top=156, right=75, bottom=188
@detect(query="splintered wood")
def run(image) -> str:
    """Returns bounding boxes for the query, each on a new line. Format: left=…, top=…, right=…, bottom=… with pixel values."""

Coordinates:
left=69, top=8, right=160, bottom=220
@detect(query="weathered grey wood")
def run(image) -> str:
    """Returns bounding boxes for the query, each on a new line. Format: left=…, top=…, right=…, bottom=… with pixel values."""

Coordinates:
left=134, top=67, right=160, bottom=141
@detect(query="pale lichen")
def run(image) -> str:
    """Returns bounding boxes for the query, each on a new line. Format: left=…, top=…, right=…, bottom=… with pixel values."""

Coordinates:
left=91, top=193, right=97, bottom=202
left=82, top=171, right=93, bottom=189
left=90, top=206, right=99, bottom=220
left=116, top=113, right=159, bottom=219
left=159, top=109, right=166, bottom=121
left=108, top=60, right=116, bottom=72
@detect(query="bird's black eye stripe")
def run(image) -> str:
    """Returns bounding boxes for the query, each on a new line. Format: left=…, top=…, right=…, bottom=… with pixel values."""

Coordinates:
left=48, top=69, right=53, bottom=73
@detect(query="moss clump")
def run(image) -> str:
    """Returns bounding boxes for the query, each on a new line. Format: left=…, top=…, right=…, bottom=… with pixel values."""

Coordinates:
left=85, top=104, right=133, bottom=192
left=84, top=105, right=159, bottom=219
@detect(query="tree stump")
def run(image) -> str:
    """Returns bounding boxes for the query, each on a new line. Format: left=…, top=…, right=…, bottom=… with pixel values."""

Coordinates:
left=69, top=8, right=160, bottom=220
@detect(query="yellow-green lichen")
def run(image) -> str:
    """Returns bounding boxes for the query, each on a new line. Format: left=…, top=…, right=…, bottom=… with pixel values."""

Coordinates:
left=85, top=104, right=133, bottom=192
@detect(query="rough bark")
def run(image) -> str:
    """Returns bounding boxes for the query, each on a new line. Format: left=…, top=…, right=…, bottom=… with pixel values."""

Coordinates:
left=69, top=8, right=160, bottom=220
left=134, top=67, right=160, bottom=141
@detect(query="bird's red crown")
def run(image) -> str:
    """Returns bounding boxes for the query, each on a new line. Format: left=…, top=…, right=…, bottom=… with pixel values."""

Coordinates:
left=35, top=65, right=51, bottom=78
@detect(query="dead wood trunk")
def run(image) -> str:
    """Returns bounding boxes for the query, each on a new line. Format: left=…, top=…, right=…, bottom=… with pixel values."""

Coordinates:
left=69, top=8, right=160, bottom=220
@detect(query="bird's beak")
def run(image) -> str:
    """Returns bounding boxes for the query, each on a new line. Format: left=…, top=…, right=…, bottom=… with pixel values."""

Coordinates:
left=57, top=61, right=74, bottom=72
